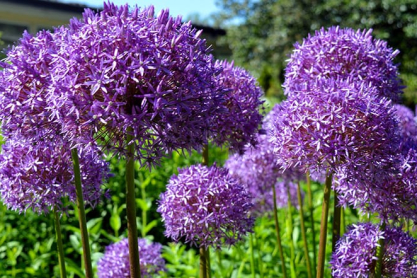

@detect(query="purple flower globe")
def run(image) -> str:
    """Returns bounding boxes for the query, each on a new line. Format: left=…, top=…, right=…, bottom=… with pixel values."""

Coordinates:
left=210, top=60, right=264, bottom=153
left=284, top=26, right=403, bottom=102
left=335, top=146, right=417, bottom=223
left=269, top=78, right=400, bottom=174
left=0, top=2, right=225, bottom=167
left=225, top=132, right=303, bottom=215
left=0, top=138, right=110, bottom=214
left=330, top=222, right=417, bottom=278
left=157, top=164, right=254, bottom=248
left=393, top=104, right=417, bottom=143
left=97, top=238, right=165, bottom=278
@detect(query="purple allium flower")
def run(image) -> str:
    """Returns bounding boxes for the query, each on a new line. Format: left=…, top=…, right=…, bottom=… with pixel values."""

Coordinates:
left=335, top=146, right=417, bottom=223
left=0, top=30, right=63, bottom=142
left=157, top=164, right=254, bottom=248
left=284, top=26, right=403, bottom=102
left=48, top=3, right=223, bottom=166
left=97, top=238, right=165, bottom=278
left=0, top=137, right=110, bottom=214
left=393, top=104, right=417, bottom=143
left=269, top=78, right=400, bottom=174
left=225, top=131, right=303, bottom=215
left=330, top=222, right=417, bottom=278
left=0, top=3, right=227, bottom=168
left=210, top=60, right=264, bottom=153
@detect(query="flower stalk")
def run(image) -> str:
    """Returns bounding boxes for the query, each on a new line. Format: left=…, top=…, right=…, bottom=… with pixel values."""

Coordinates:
left=54, top=207, right=67, bottom=278
left=374, top=222, right=386, bottom=278
left=71, top=148, right=93, bottom=278
left=317, top=173, right=332, bottom=278
left=297, top=182, right=312, bottom=278
left=272, top=183, right=288, bottom=278
left=125, top=127, right=141, bottom=278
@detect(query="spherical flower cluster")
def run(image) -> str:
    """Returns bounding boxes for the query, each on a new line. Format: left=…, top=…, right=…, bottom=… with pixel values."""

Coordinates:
left=225, top=132, right=303, bottom=215
left=393, top=104, right=417, bottom=144
left=0, top=138, right=110, bottom=214
left=284, top=26, right=403, bottom=102
left=269, top=78, right=399, bottom=173
left=0, top=3, right=227, bottom=168
left=97, top=238, right=165, bottom=278
left=0, top=30, right=62, bottom=142
left=330, top=222, right=417, bottom=278
left=335, top=147, right=417, bottom=223
left=210, top=60, right=264, bottom=153
left=157, top=164, right=254, bottom=248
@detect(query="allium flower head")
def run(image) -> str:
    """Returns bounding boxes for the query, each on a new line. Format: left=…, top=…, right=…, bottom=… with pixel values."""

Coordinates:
left=330, top=222, right=417, bottom=278
left=157, top=164, right=254, bottom=248
left=54, top=3, right=225, bottom=166
left=0, top=2, right=226, bottom=167
left=393, top=104, right=417, bottom=143
left=225, top=132, right=303, bottom=215
left=335, top=146, right=417, bottom=223
left=0, top=30, right=62, bottom=142
left=97, top=238, right=165, bottom=278
left=269, top=78, right=400, bottom=173
left=210, top=60, right=264, bottom=153
left=284, top=26, right=403, bottom=101
left=0, top=138, right=110, bottom=214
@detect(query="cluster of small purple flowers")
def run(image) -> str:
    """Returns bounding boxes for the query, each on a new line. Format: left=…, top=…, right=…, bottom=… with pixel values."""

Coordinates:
left=225, top=132, right=301, bottom=215
left=0, top=2, right=263, bottom=214
left=283, top=26, right=403, bottom=102
left=157, top=164, right=254, bottom=248
left=210, top=60, right=264, bottom=153
left=0, top=138, right=109, bottom=213
left=97, top=238, right=165, bottom=278
left=330, top=222, right=417, bottom=278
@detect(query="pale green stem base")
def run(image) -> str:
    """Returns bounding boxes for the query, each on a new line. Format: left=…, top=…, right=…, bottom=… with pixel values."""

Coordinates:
left=71, top=148, right=93, bottom=278
left=54, top=207, right=67, bottom=278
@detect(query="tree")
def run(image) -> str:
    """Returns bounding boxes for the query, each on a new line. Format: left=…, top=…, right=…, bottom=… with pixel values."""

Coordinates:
left=216, top=0, right=417, bottom=105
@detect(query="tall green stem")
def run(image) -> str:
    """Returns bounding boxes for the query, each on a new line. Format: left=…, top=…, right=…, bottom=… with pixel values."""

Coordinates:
left=71, top=148, right=93, bottom=278
left=287, top=186, right=296, bottom=278
left=316, top=173, right=332, bottom=278
left=200, top=145, right=211, bottom=278
left=297, top=183, right=312, bottom=278
left=125, top=127, right=141, bottom=278
left=250, top=233, right=256, bottom=278
left=200, top=247, right=209, bottom=278
left=272, top=183, right=288, bottom=278
left=332, top=190, right=341, bottom=251
left=54, top=207, right=67, bottom=278
left=374, top=222, right=386, bottom=278
left=306, top=172, right=317, bottom=276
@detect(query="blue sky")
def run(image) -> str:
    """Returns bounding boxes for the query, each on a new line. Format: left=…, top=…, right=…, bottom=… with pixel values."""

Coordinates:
left=59, top=0, right=220, bottom=20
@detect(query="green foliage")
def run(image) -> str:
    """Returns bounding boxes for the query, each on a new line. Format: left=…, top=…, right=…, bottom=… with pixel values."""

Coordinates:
left=216, top=0, right=417, bottom=105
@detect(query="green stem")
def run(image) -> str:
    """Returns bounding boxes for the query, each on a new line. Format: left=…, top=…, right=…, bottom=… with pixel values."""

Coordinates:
left=54, top=208, right=67, bottom=278
left=126, top=127, right=141, bottom=278
left=71, top=148, right=93, bottom=278
left=332, top=190, right=341, bottom=251
left=206, top=247, right=211, bottom=278
left=272, top=183, right=288, bottom=278
left=340, top=207, right=345, bottom=236
left=200, top=247, right=208, bottom=278
left=140, top=173, right=147, bottom=238
left=306, top=172, right=317, bottom=277
left=286, top=186, right=296, bottom=278
left=297, top=182, right=312, bottom=278
left=250, top=233, right=256, bottom=278
left=316, top=173, right=332, bottom=278
left=374, top=222, right=386, bottom=278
